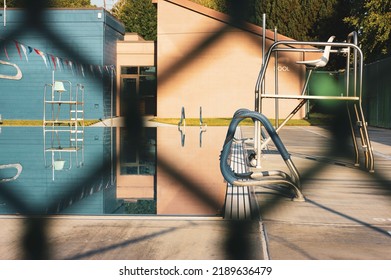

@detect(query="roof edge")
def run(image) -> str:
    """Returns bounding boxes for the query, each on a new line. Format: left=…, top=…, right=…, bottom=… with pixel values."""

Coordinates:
left=161, top=0, right=294, bottom=41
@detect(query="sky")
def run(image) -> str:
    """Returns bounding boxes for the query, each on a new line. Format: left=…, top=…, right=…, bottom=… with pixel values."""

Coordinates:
left=91, top=0, right=118, bottom=10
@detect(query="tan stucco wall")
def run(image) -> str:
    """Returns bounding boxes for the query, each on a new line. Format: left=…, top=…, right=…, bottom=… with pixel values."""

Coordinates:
left=156, top=126, right=226, bottom=215
left=117, top=175, right=155, bottom=200
left=156, top=0, right=306, bottom=119
left=116, top=33, right=155, bottom=116
left=115, top=35, right=156, bottom=200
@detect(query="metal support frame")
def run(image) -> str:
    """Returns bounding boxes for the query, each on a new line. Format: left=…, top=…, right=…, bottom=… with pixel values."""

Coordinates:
left=43, top=80, right=85, bottom=180
left=253, top=32, right=374, bottom=172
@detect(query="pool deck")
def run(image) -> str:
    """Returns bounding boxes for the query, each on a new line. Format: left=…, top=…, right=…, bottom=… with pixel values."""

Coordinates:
left=1, top=125, right=391, bottom=260
left=90, top=116, right=174, bottom=127
left=240, top=125, right=391, bottom=260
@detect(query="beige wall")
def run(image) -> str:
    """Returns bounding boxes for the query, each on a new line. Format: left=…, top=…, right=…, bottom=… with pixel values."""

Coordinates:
left=156, top=126, right=226, bottom=215
left=115, top=34, right=156, bottom=200
left=117, top=175, right=155, bottom=200
left=116, top=33, right=155, bottom=116
left=115, top=125, right=227, bottom=215
left=156, top=0, right=306, bottom=119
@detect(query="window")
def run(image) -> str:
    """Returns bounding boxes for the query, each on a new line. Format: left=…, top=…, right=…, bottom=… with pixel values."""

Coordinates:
left=119, top=127, right=156, bottom=175
left=120, top=66, right=157, bottom=115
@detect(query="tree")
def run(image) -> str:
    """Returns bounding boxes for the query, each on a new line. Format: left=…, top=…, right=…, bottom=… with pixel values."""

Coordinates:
left=0, top=0, right=94, bottom=8
left=191, top=0, right=228, bottom=11
left=193, top=0, right=350, bottom=42
left=111, top=0, right=157, bottom=41
left=344, top=0, right=391, bottom=62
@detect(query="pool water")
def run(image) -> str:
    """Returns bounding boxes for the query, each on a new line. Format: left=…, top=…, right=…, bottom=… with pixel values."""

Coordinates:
left=0, top=126, right=227, bottom=216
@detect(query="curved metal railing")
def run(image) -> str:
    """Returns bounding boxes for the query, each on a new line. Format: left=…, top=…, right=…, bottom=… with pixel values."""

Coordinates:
left=220, top=109, right=305, bottom=201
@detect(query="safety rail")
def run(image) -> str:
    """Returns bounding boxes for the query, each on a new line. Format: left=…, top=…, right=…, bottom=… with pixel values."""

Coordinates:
left=253, top=34, right=374, bottom=172
left=255, top=41, right=364, bottom=100
left=220, top=109, right=305, bottom=202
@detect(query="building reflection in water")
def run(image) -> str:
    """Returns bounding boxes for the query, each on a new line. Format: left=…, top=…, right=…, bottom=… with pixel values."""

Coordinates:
left=0, top=126, right=227, bottom=216
left=117, top=126, right=227, bottom=216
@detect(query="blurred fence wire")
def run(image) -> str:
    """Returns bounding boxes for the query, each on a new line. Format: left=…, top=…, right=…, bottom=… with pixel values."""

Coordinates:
left=0, top=0, right=390, bottom=260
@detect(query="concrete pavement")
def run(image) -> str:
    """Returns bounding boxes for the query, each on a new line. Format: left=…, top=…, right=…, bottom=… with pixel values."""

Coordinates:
left=0, top=216, right=263, bottom=260
left=240, top=126, right=391, bottom=259
left=1, top=125, right=391, bottom=260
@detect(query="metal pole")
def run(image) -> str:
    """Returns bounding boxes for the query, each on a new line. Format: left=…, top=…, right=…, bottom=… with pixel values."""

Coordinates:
left=110, top=66, right=114, bottom=185
left=255, top=13, right=267, bottom=168
left=262, top=14, right=266, bottom=102
left=52, top=70, right=55, bottom=98
left=3, top=0, right=6, bottom=27
left=274, top=27, right=279, bottom=128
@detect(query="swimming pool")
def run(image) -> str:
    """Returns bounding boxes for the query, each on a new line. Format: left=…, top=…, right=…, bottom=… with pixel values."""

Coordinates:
left=0, top=126, right=227, bottom=216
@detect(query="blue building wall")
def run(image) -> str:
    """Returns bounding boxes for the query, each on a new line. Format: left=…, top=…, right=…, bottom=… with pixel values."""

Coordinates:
left=0, top=127, right=118, bottom=215
left=0, top=8, right=125, bottom=120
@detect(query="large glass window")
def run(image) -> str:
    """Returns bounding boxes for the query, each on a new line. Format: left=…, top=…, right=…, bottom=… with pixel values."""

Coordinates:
left=121, top=66, right=138, bottom=74
left=120, top=66, right=156, bottom=115
left=119, top=127, right=156, bottom=175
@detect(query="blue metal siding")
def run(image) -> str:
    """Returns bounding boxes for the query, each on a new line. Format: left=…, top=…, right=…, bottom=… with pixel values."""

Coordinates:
left=0, top=127, right=114, bottom=214
left=0, top=9, right=124, bottom=120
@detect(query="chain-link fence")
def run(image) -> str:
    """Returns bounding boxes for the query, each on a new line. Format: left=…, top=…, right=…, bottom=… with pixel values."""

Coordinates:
left=1, top=0, right=390, bottom=261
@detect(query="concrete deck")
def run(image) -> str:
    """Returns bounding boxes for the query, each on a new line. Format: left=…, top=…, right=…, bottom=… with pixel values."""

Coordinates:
left=240, top=126, right=391, bottom=260
left=0, top=125, right=390, bottom=260
left=90, top=116, right=174, bottom=127
left=0, top=216, right=263, bottom=260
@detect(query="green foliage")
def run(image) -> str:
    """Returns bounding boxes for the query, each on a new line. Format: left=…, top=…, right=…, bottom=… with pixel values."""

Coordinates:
left=192, top=0, right=342, bottom=41
left=111, top=0, right=157, bottom=41
left=124, top=200, right=156, bottom=214
left=1, top=0, right=93, bottom=8
left=3, top=0, right=389, bottom=62
left=47, top=0, right=93, bottom=8
left=192, top=0, right=389, bottom=62
left=191, top=0, right=228, bottom=11
left=344, top=0, right=391, bottom=62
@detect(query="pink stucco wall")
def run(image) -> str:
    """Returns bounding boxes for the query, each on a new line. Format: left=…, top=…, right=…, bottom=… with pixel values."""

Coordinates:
left=156, top=126, right=227, bottom=215
left=116, top=33, right=155, bottom=117
left=156, top=0, right=306, bottom=119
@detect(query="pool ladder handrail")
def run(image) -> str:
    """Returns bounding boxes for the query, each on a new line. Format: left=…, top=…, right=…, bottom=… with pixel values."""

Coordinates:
left=0, top=163, right=23, bottom=183
left=220, top=109, right=305, bottom=201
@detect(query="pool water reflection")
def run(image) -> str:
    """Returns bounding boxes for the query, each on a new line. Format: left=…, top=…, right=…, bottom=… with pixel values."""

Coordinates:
left=0, top=125, right=227, bottom=216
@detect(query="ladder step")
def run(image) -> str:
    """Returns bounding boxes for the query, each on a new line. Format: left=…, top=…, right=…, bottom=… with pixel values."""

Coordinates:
left=70, top=138, right=84, bottom=142
left=70, top=110, right=84, bottom=113
left=70, top=118, right=84, bottom=121
left=70, top=130, right=84, bottom=133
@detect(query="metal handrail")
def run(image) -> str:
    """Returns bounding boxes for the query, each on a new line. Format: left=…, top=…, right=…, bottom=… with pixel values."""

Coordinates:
left=220, top=109, right=305, bottom=201
left=178, top=106, right=186, bottom=127
left=0, top=164, right=23, bottom=183
left=252, top=37, right=374, bottom=172
left=254, top=40, right=364, bottom=107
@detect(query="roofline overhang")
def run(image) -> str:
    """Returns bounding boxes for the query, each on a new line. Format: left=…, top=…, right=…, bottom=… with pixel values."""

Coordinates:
left=154, top=0, right=294, bottom=41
